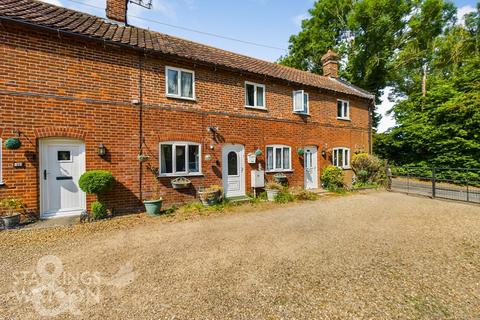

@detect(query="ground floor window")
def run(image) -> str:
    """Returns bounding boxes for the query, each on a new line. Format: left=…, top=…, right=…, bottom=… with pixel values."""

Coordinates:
left=332, top=148, right=350, bottom=169
left=159, top=142, right=201, bottom=176
left=266, top=145, right=291, bottom=172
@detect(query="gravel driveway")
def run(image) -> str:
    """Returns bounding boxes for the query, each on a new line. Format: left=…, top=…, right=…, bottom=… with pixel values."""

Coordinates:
left=1, top=192, right=479, bottom=319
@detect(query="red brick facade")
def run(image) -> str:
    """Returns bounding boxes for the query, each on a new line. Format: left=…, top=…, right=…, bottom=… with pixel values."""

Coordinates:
left=0, top=22, right=372, bottom=217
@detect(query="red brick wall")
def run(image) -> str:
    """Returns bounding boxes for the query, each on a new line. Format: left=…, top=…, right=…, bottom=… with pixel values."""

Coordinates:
left=0, top=23, right=371, bottom=216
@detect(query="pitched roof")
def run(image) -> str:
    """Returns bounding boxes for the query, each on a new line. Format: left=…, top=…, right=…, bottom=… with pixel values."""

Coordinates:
left=0, top=0, right=374, bottom=100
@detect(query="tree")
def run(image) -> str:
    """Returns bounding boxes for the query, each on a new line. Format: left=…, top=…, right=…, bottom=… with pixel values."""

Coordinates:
left=279, top=0, right=412, bottom=128
left=391, top=0, right=456, bottom=97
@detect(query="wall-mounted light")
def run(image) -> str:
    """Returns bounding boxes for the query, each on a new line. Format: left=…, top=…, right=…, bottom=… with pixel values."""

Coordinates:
left=207, top=126, right=219, bottom=133
left=321, top=144, right=328, bottom=158
left=98, top=144, right=106, bottom=157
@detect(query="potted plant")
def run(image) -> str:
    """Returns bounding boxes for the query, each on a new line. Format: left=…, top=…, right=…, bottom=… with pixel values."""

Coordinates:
left=198, top=185, right=223, bottom=206
left=0, top=198, right=23, bottom=228
left=265, top=182, right=283, bottom=201
left=297, top=148, right=305, bottom=156
left=171, top=177, right=191, bottom=189
left=143, top=183, right=163, bottom=216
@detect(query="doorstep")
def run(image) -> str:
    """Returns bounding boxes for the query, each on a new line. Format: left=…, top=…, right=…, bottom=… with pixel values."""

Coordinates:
left=226, top=195, right=251, bottom=203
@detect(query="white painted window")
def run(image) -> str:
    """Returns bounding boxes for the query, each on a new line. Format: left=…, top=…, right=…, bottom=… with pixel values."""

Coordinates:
left=0, top=138, right=2, bottom=184
left=293, top=90, right=309, bottom=114
left=332, top=148, right=350, bottom=169
left=165, top=66, right=195, bottom=100
left=337, top=99, right=350, bottom=119
left=266, top=145, right=291, bottom=172
left=245, top=81, right=266, bottom=109
left=159, top=142, right=201, bottom=176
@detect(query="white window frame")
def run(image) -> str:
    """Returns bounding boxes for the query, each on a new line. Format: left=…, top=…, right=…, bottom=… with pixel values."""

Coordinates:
left=0, top=138, right=3, bottom=185
left=159, top=141, right=202, bottom=177
left=337, top=99, right=350, bottom=120
left=244, top=81, right=266, bottom=109
left=266, top=145, right=292, bottom=172
left=293, top=90, right=309, bottom=114
left=165, top=66, right=196, bottom=100
left=332, top=147, right=350, bottom=169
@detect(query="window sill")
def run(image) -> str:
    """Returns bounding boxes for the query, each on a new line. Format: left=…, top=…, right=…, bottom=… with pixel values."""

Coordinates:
left=337, top=117, right=351, bottom=121
left=245, top=105, right=267, bottom=111
left=158, top=173, right=204, bottom=178
left=293, top=112, right=310, bottom=116
left=266, top=170, right=293, bottom=173
left=166, top=94, right=197, bottom=102
left=0, top=182, right=4, bottom=187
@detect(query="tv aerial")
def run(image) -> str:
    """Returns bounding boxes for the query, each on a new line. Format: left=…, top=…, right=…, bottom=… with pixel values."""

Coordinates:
left=129, top=0, right=153, bottom=9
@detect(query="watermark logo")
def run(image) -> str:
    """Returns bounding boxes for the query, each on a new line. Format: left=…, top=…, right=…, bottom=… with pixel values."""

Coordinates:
left=12, top=255, right=135, bottom=316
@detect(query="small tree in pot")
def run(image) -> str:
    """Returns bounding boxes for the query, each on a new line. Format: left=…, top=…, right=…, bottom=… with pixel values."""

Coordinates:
left=79, top=170, right=115, bottom=220
left=0, top=198, right=24, bottom=228
left=265, top=182, right=283, bottom=201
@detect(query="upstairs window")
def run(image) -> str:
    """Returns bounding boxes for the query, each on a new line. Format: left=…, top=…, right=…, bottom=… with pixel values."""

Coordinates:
left=166, top=66, right=195, bottom=100
left=332, top=148, right=350, bottom=169
left=337, top=99, right=350, bottom=119
left=245, top=82, right=266, bottom=109
left=160, top=142, right=201, bottom=176
left=293, top=90, right=309, bottom=114
left=266, top=145, right=291, bottom=172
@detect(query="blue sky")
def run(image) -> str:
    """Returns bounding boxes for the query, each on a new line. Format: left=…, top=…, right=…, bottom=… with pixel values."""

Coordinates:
left=42, top=0, right=477, bottom=132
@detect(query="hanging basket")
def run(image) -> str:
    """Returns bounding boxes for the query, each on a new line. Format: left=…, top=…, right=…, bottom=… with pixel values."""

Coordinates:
left=273, top=173, right=288, bottom=183
left=297, top=148, right=305, bottom=156
left=4, top=138, right=21, bottom=150
left=171, top=177, right=191, bottom=189
left=137, top=154, right=150, bottom=162
left=254, top=149, right=263, bottom=157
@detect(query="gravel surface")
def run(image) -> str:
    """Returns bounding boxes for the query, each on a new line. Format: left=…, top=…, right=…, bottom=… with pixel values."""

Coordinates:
left=1, top=191, right=479, bottom=319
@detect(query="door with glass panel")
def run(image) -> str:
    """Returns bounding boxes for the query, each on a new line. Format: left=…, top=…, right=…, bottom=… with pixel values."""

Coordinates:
left=304, top=146, right=318, bottom=189
left=222, top=144, right=245, bottom=198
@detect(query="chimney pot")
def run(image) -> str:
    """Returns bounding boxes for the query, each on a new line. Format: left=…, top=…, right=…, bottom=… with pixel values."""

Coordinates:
left=106, top=0, right=128, bottom=24
left=321, top=49, right=339, bottom=78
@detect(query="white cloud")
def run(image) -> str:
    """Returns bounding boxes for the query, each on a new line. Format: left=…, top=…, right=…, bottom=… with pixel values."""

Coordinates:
left=292, top=13, right=309, bottom=27
left=457, top=5, right=475, bottom=25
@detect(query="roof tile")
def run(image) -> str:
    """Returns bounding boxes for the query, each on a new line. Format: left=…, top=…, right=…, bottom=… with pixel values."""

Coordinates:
left=0, top=0, right=374, bottom=99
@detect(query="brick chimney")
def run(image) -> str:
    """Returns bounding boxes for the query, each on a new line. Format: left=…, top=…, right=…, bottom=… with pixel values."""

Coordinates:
left=321, top=49, right=339, bottom=78
left=106, top=0, right=128, bottom=24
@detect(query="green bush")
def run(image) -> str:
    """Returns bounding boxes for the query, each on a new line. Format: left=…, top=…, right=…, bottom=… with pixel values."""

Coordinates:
left=295, top=190, right=319, bottom=201
left=274, top=190, right=295, bottom=203
left=79, top=170, right=114, bottom=195
left=91, top=201, right=107, bottom=220
left=321, top=165, right=345, bottom=191
left=351, top=153, right=382, bottom=184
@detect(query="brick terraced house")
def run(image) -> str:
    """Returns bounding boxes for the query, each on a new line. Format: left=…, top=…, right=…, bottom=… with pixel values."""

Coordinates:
left=0, top=0, right=374, bottom=218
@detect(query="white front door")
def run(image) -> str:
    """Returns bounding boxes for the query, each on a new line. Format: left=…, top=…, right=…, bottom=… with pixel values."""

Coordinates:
left=304, top=146, right=318, bottom=189
left=40, top=138, right=86, bottom=218
left=222, top=144, right=245, bottom=198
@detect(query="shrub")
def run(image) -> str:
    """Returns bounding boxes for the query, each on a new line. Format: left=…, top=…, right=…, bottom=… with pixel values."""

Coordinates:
left=91, top=201, right=107, bottom=220
left=265, top=182, right=283, bottom=190
left=295, top=190, right=319, bottom=201
left=351, top=153, right=382, bottom=184
left=321, top=166, right=344, bottom=191
left=79, top=170, right=114, bottom=195
left=274, top=190, right=295, bottom=203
